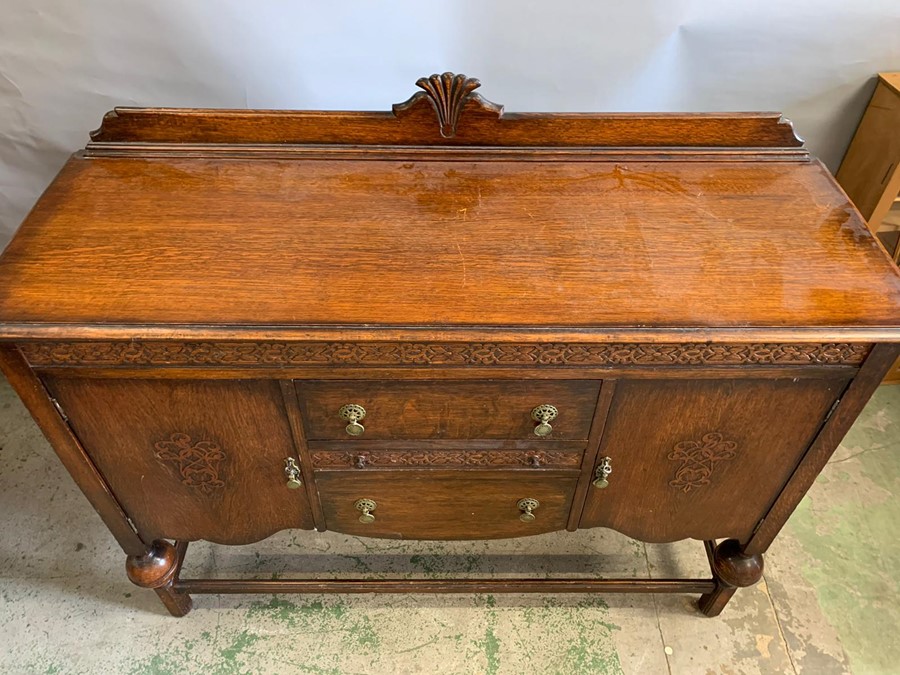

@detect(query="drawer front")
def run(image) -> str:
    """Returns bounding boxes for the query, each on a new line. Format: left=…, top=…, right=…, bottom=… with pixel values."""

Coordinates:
left=310, top=447, right=584, bottom=470
left=317, top=470, right=577, bottom=539
left=297, top=380, right=601, bottom=441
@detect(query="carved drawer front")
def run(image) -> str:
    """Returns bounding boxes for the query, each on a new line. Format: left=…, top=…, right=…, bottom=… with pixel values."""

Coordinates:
left=42, top=377, right=314, bottom=544
left=579, top=377, right=847, bottom=543
left=317, top=470, right=577, bottom=539
left=310, top=447, right=584, bottom=470
left=297, top=380, right=601, bottom=441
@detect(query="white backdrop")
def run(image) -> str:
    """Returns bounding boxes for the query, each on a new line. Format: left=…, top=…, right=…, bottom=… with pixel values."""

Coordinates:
left=1, top=0, right=899, bottom=249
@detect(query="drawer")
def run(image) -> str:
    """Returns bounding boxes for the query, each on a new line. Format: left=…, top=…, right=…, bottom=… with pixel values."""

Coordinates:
left=297, top=380, right=601, bottom=440
left=317, top=470, right=578, bottom=539
left=310, top=446, right=584, bottom=470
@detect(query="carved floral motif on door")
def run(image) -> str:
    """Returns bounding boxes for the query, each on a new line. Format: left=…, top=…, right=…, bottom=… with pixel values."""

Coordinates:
left=667, top=432, right=738, bottom=493
left=153, top=432, right=226, bottom=495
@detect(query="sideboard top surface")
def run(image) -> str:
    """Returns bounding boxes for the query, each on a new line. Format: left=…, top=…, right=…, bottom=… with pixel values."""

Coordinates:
left=1, top=155, right=898, bottom=341
left=1, top=73, right=899, bottom=343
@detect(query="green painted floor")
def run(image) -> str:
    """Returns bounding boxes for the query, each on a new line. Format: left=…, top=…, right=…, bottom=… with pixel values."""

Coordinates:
left=1, top=377, right=898, bottom=674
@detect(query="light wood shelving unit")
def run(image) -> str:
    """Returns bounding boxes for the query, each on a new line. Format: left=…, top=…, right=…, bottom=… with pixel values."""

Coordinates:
left=837, top=72, right=900, bottom=383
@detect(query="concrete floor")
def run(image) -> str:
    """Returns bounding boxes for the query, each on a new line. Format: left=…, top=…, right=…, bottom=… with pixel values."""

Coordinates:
left=1, top=376, right=898, bottom=675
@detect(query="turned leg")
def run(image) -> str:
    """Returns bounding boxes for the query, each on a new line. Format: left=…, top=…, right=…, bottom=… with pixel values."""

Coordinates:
left=126, top=540, right=192, bottom=617
left=699, top=538, right=764, bottom=617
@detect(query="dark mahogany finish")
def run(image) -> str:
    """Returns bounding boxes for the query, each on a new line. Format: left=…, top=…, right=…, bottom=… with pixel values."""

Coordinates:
left=1, top=73, right=899, bottom=618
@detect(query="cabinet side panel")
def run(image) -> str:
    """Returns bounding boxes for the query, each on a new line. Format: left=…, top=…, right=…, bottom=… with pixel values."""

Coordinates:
left=0, top=345, right=147, bottom=555
left=745, top=343, right=900, bottom=555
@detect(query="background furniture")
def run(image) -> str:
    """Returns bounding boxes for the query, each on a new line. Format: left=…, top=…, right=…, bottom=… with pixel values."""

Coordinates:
left=836, top=72, right=900, bottom=383
left=2, top=73, right=899, bottom=619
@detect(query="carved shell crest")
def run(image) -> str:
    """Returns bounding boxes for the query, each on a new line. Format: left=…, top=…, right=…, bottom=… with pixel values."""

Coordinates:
left=393, top=71, right=503, bottom=138
left=416, top=73, right=482, bottom=138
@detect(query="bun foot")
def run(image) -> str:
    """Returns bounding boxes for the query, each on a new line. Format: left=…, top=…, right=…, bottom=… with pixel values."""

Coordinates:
left=126, top=540, right=192, bottom=617
left=699, top=539, right=764, bottom=617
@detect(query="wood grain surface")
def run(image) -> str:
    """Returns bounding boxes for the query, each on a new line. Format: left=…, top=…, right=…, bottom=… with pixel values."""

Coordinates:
left=1, top=157, right=898, bottom=339
left=316, top=470, right=577, bottom=540
left=579, top=376, right=847, bottom=543
left=2, top=82, right=898, bottom=617
left=297, top=380, right=600, bottom=440
left=836, top=75, right=900, bottom=224
left=87, top=106, right=804, bottom=148
left=42, top=377, right=314, bottom=544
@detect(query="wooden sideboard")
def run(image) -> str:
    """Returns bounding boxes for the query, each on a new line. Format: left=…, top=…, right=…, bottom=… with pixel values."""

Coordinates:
left=2, top=73, right=899, bottom=618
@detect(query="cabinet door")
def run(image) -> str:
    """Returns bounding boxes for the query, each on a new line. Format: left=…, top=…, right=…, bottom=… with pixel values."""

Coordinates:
left=579, top=377, right=846, bottom=543
left=44, top=378, right=313, bottom=544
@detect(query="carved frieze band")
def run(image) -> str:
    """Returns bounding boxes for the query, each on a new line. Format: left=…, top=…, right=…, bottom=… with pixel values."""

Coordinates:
left=21, top=341, right=870, bottom=367
left=153, top=432, right=226, bottom=495
left=311, top=450, right=582, bottom=469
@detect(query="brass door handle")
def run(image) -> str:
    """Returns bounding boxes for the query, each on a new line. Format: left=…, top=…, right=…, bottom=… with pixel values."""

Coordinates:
left=339, top=404, right=367, bottom=436
left=517, top=497, right=540, bottom=522
left=593, top=456, right=612, bottom=489
left=283, top=457, right=303, bottom=489
left=355, top=498, right=377, bottom=523
left=531, top=404, right=558, bottom=437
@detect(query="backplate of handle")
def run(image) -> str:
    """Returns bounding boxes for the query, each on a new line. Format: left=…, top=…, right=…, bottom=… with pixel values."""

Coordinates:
left=593, top=456, right=612, bottom=489
left=355, top=498, right=377, bottom=523
left=283, top=457, right=302, bottom=489
left=339, top=404, right=367, bottom=436
left=517, top=497, right=540, bottom=522
left=531, top=404, right=558, bottom=437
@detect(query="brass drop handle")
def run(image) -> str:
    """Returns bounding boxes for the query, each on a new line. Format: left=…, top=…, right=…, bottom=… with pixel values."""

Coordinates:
left=283, top=457, right=303, bottom=489
left=593, top=456, right=612, bottom=489
left=339, top=404, right=367, bottom=436
left=517, top=497, right=540, bottom=522
left=355, top=498, right=377, bottom=523
left=531, top=404, right=558, bottom=437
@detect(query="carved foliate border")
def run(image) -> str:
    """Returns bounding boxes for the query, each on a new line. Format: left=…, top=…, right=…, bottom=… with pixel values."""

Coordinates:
left=312, top=450, right=582, bottom=469
left=19, top=341, right=869, bottom=368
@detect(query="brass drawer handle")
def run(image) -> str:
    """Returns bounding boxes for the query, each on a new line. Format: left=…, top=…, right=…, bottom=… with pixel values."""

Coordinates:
left=517, top=497, right=540, bottom=522
left=355, top=498, right=377, bottom=523
left=283, top=457, right=303, bottom=489
left=593, top=456, right=612, bottom=489
left=531, top=404, right=558, bottom=437
left=339, top=404, right=367, bottom=436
